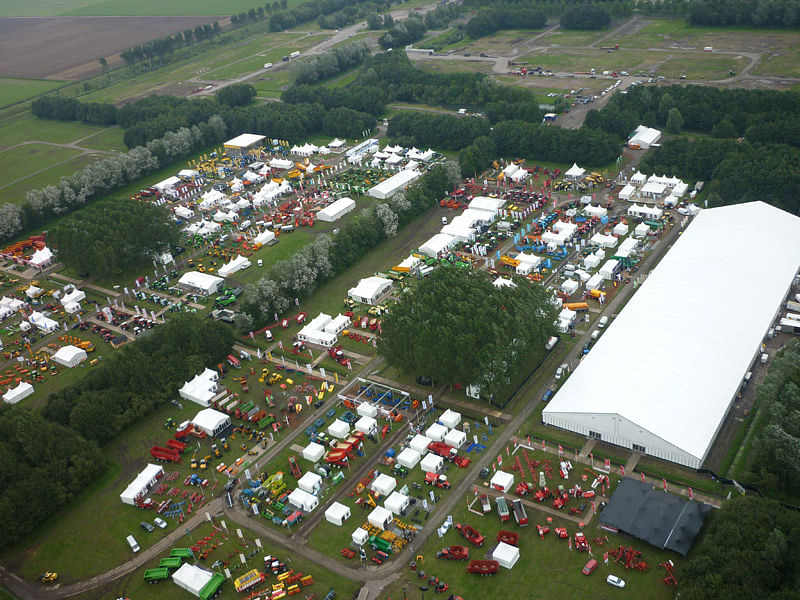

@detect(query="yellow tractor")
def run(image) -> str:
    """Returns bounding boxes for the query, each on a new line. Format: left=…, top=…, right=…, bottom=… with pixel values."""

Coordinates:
left=38, top=572, right=58, bottom=584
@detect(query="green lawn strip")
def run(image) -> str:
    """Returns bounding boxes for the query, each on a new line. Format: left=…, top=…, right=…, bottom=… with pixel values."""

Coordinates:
left=379, top=497, right=681, bottom=600
left=544, top=29, right=609, bottom=47
left=103, top=520, right=360, bottom=600
left=77, top=126, right=127, bottom=152
left=752, top=47, right=800, bottom=78
left=0, top=154, right=100, bottom=206
left=0, top=1, right=296, bottom=17
left=657, top=55, right=748, bottom=80
left=0, top=144, right=82, bottom=185
left=205, top=34, right=327, bottom=80
left=0, top=78, right=64, bottom=109
left=0, top=118, right=112, bottom=150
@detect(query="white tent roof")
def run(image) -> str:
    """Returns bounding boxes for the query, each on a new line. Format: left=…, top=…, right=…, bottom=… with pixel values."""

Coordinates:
left=298, top=471, right=322, bottom=493
left=348, top=276, right=392, bottom=303
left=630, top=171, right=647, bottom=185
left=218, top=254, right=251, bottom=278
left=492, top=541, right=520, bottom=569
left=371, top=473, right=397, bottom=496
left=420, top=453, right=443, bottom=473
left=52, top=345, right=87, bottom=367
left=419, top=233, right=455, bottom=258
left=397, top=447, right=421, bottom=468
left=629, top=125, right=661, bottom=147
left=60, top=289, right=85, bottom=305
left=565, top=163, right=585, bottom=178
left=619, top=184, right=636, bottom=200
left=352, top=527, right=369, bottom=545
left=29, top=311, right=58, bottom=332
left=357, top=402, right=378, bottom=418
left=172, top=563, right=213, bottom=595
left=368, top=169, right=421, bottom=199
left=254, top=230, right=275, bottom=245
left=2, top=381, right=33, bottom=404
left=384, top=491, right=409, bottom=515
left=288, top=487, right=319, bottom=512
left=468, top=196, right=505, bottom=213
left=120, top=463, right=163, bottom=505
left=444, top=428, right=466, bottom=448
left=302, top=442, right=325, bottom=463
left=640, top=181, right=666, bottom=196
left=544, top=201, right=800, bottom=467
left=367, top=506, right=393, bottom=530
left=425, top=423, right=448, bottom=442
left=178, top=271, right=223, bottom=294
left=0, top=297, right=25, bottom=311
left=355, top=415, right=377, bottom=434
left=192, top=408, right=228, bottom=436
left=225, top=133, right=265, bottom=148
left=329, top=138, right=346, bottom=148
left=328, top=419, right=350, bottom=439
left=409, top=434, right=431, bottom=454
left=318, top=197, right=356, bottom=222
left=439, top=409, right=461, bottom=429
left=634, top=222, right=651, bottom=237
left=324, top=313, right=350, bottom=334
left=269, top=157, right=293, bottom=170
left=325, top=501, right=350, bottom=525
left=493, top=277, right=516, bottom=289
left=490, top=470, right=514, bottom=490
left=441, top=223, right=475, bottom=242
left=29, top=246, right=53, bottom=266
left=586, top=273, right=604, bottom=290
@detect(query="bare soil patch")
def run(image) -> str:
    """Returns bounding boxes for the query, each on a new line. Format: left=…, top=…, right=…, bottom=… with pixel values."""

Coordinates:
left=0, top=16, right=223, bottom=80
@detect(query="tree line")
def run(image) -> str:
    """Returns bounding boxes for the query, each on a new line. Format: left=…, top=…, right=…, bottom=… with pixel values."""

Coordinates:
left=744, top=341, right=800, bottom=501
left=237, top=165, right=458, bottom=329
left=688, top=0, right=800, bottom=28
left=31, top=96, right=117, bottom=125
left=120, top=21, right=222, bottom=69
left=292, top=41, right=370, bottom=85
left=49, top=201, right=180, bottom=279
left=560, top=3, right=612, bottom=29
left=378, top=3, right=463, bottom=49
left=379, top=266, right=557, bottom=402
left=680, top=496, right=800, bottom=599
left=465, top=6, right=547, bottom=39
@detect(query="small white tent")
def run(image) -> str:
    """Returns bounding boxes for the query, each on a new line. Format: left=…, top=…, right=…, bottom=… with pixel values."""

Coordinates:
left=355, top=416, right=378, bottom=435
left=288, top=488, right=318, bottom=512
left=444, top=429, right=467, bottom=449
left=172, top=563, right=213, bottom=596
left=298, top=471, right=322, bottom=494
left=397, top=447, right=421, bottom=469
left=371, top=473, right=397, bottom=496
left=325, top=502, right=351, bottom=526
left=53, top=345, right=87, bottom=368
left=254, top=230, right=276, bottom=246
left=352, top=527, right=369, bottom=546
left=328, top=419, right=350, bottom=439
left=302, top=442, right=326, bottom=463
left=439, top=409, right=461, bottom=429
left=318, top=197, right=356, bottom=222
left=420, top=453, right=444, bottom=474
left=425, top=423, right=448, bottom=442
left=367, top=506, right=394, bottom=530
left=191, top=408, right=230, bottom=437
left=218, top=255, right=251, bottom=278
left=357, top=403, right=378, bottom=418
left=490, top=470, right=514, bottom=493
left=409, top=434, right=431, bottom=454
left=384, top=492, right=410, bottom=515
left=492, top=542, right=520, bottom=569
left=2, top=381, right=33, bottom=404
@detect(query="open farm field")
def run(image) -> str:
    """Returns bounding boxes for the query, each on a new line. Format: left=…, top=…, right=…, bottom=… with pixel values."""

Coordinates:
left=0, top=144, right=83, bottom=185
left=0, top=1, right=278, bottom=17
left=0, top=119, right=116, bottom=151
left=0, top=16, right=224, bottom=80
left=0, top=77, right=64, bottom=108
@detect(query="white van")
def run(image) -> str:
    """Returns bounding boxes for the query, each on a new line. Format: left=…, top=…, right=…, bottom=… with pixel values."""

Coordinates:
left=264, top=62, right=273, bottom=69
left=591, top=329, right=600, bottom=340
left=545, top=336, right=559, bottom=351
left=126, top=534, right=140, bottom=553
left=598, top=316, right=609, bottom=328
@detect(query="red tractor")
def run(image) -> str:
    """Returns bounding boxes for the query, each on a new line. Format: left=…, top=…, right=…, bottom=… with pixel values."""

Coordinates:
left=515, top=481, right=532, bottom=496
left=534, top=487, right=552, bottom=502
left=555, top=527, right=569, bottom=539
left=436, top=546, right=469, bottom=561
left=455, top=523, right=484, bottom=547
left=574, top=532, right=589, bottom=552
left=328, top=345, right=349, bottom=366
left=425, top=472, right=451, bottom=489
left=552, top=490, right=570, bottom=509
left=536, top=524, right=550, bottom=539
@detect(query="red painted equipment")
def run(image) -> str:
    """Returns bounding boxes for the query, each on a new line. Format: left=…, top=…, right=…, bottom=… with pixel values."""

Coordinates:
left=455, top=523, right=484, bottom=547
left=436, top=546, right=469, bottom=560
left=466, top=560, right=499, bottom=575
left=496, top=531, right=519, bottom=546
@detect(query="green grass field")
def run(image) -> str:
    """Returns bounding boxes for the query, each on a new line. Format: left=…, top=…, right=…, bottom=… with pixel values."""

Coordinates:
left=0, top=78, right=64, bottom=109
left=657, top=54, right=749, bottom=80
left=0, top=1, right=302, bottom=17
left=0, top=143, right=83, bottom=186
left=78, top=126, right=127, bottom=152
left=0, top=154, right=98, bottom=205
left=753, top=46, right=800, bottom=78
left=0, top=118, right=116, bottom=150
left=544, top=29, right=609, bottom=47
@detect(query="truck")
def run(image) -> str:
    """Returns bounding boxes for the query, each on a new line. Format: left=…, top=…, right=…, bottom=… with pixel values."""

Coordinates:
left=289, top=51, right=301, bottom=59
left=496, top=497, right=510, bottom=522
left=425, top=472, right=451, bottom=489
left=369, top=535, right=393, bottom=553
left=427, top=441, right=470, bottom=466
left=511, top=499, right=528, bottom=526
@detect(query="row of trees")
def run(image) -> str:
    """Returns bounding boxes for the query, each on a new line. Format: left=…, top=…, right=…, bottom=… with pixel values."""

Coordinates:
left=215, top=83, right=257, bottom=107
left=0, top=408, right=107, bottom=548
left=379, top=267, right=557, bottom=402
left=388, top=112, right=492, bottom=151
left=292, top=41, right=370, bottom=85
left=268, top=0, right=363, bottom=32
left=45, top=314, right=234, bottom=444
left=0, top=114, right=228, bottom=244
left=238, top=165, right=456, bottom=329
left=31, top=96, right=117, bottom=125
left=120, top=22, right=221, bottom=69
left=465, top=7, right=547, bottom=39
left=230, top=1, right=287, bottom=28
left=561, top=4, right=612, bottom=29
left=379, top=14, right=427, bottom=49
left=688, top=0, right=800, bottom=28
left=745, top=341, right=800, bottom=500
left=680, top=496, right=800, bottom=599
left=49, top=201, right=180, bottom=279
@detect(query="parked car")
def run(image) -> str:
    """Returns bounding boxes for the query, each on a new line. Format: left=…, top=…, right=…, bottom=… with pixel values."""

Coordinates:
left=606, top=575, right=626, bottom=588
left=140, top=521, right=154, bottom=533
left=542, top=390, right=554, bottom=402
left=153, top=517, right=167, bottom=529
left=582, top=558, right=598, bottom=575
left=582, top=341, right=592, bottom=355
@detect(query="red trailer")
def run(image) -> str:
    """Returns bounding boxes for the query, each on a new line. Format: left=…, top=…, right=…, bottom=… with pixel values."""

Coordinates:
left=466, top=560, right=499, bottom=576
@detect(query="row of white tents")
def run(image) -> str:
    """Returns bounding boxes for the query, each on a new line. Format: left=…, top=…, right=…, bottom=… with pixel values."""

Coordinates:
left=419, top=196, right=507, bottom=258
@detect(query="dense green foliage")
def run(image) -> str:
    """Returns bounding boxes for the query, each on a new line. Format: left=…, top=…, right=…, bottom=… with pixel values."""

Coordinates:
left=45, top=314, right=234, bottom=444
left=465, top=7, right=546, bottom=38
left=379, top=267, right=557, bottom=400
left=379, top=14, right=427, bottom=49
left=215, top=83, right=256, bottom=107
left=745, top=342, right=800, bottom=501
left=239, top=165, right=456, bottom=328
left=120, top=21, right=221, bottom=69
left=688, top=0, right=800, bottom=27
left=49, top=200, right=180, bottom=278
left=0, top=408, right=106, bottom=549
left=292, top=41, right=370, bottom=85
left=321, top=106, right=376, bottom=138
left=388, top=112, right=492, bottom=151
left=681, top=496, right=800, bottom=599
left=561, top=4, right=611, bottom=30
left=31, top=96, right=117, bottom=125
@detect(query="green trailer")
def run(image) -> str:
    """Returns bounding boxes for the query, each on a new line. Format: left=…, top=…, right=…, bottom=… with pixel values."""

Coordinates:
left=198, top=572, right=225, bottom=600
left=170, top=548, right=193, bottom=559
left=368, top=535, right=393, bottom=553
left=144, top=567, right=170, bottom=583
left=159, top=556, right=182, bottom=569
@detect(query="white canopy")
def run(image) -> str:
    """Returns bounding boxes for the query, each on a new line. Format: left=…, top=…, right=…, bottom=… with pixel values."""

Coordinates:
left=53, top=345, right=87, bottom=368
left=441, top=222, right=475, bottom=242
left=590, top=233, right=618, bottom=248
left=409, top=434, right=431, bottom=454
left=357, top=403, right=378, bottom=418
left=444, top=428, right=467, bottom=448
left=325, top=502, right=350, bottom=526
left=318, top=197, right=356, bottom=222
left=328, top=419, right=350, bottom=439
left=599, top=259, right=620, bottom=279
left=302, top=442, right=325, bottom=463
left=564, top=163, right=586, bottom=180
left=2, top=381, right=33, bottom=404
left=490, top=470, right=514, bottom=493
left=425, top=423, right=448, bottom=442
left=297, top=471, right=322, bottom=494
left=368, top=169, right=421, bottom=199
left=179, top=368, right=219, bottom=407
left=254, top=230, right=275, bottom=245
left=367, top=506, right=394, bottom=530
left=619, top=184, right=635, bottom=201
left=585, top=205, right=607, bottom=218
left=0, top=297, right=25, bottom=311
left=348, top=276, right=392, bottom=305
left=288, top=488, right=319, bottom=512
left=172, top=563, right=213, bottom=596
left=178, top=272, right=223, bottom=295
left=420, top=453, right=444, bottom=473
left=634, top=222, right=650, bottom=237
left=586, top=273, right=604, bottom=291
left=584, top=253, right=602, bottom=270
left=352, top=527, right=369, bottom=545
left=29, top=311, right=58, bottom=332
left=269, top=157, right=293, bottom=170
left=29, top=246, right=53, bottom=267
left=630, top=171, right=647, bottom=185
left=60, top=288, right=85, bottom=306
left=120, top=463, right=163, bottom=506
left=355, top=415, right=378, bottom=435
left=324, top=314, right=350, bottom=335
left=328, top=138, right=346, bottom=149
left=371, top=473, right=397, bottom=496
left=397, top=447, right=421, bottom=468
left=613, top=222, right=629, bottom=236
left=218, top=254, right=251, bottom=278
left=192, top=408, right=229, bottom=437
left=468, top=196, right=505, bottom=214
left=493, top=542, right=520, bottom=569
left=384, top=491, right=409, bottom=515
left=628, top=204, right=663, bottom=220
left=25, top=285, right=44, bottom=299
left=561, top=279, right=580, bottom=295
left=439, top=409, right=461, bottom=429
left=419, top=233, right=455, bottom=258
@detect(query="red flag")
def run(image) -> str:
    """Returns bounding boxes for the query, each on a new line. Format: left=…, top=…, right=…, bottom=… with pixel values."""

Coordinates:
left=603, top=458, right=610, bottom=470
left=558, top=444, right=563, bottom=456
left=641, top=472, right=645, bottom=483
left=278, top=340, right=283, bottom=349
left=526, top=435, right=531, bottom=446
left=541, top=439, right=546, bottom=451
left=506, top=445, right=510, bottom=456
left=662, top=478, right=667, bottom=492
left=688, top=487, right=693, bottom=500
left=497, top=455, right=502, bottom=465
left=620, top=466, right=625, bottom=477
left=591, top=500, right=597, bottom=512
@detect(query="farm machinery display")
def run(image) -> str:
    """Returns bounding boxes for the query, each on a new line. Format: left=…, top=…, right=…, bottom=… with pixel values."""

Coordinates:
left=466, top=560, right=500, bottom=576
left=455, top=523, right=484, bottom=547
left=436, top=546, right=469, bottom=561
left=427, top=442, right=471, bottom=468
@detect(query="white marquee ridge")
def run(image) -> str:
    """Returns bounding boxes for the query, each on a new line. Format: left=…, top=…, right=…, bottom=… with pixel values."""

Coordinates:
left=543, top=202, right=800, bottom=467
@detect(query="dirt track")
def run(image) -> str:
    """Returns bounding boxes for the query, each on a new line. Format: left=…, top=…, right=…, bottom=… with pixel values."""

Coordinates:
left=0, top=16, right=224, bottom=80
